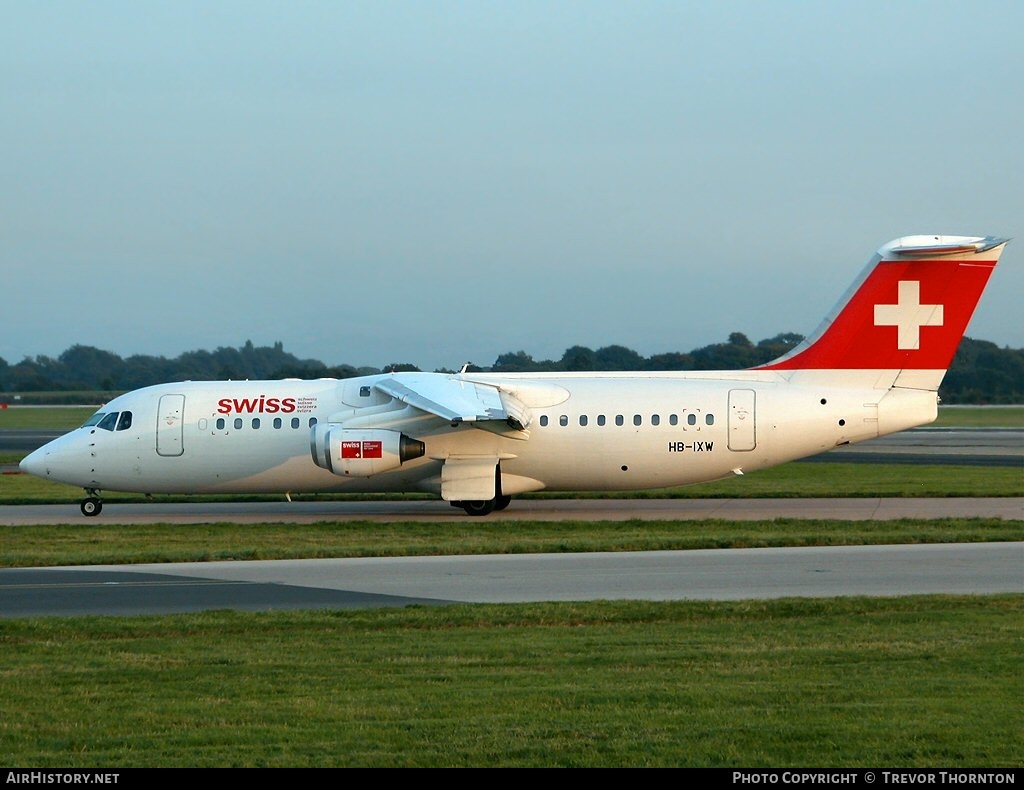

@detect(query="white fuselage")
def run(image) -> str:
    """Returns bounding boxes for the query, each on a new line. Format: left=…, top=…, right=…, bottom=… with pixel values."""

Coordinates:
left=23, top=370, right=937, bottom=497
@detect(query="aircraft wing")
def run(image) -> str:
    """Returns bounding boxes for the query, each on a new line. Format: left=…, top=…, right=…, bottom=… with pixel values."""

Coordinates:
left=374, top=375, right=530, bottom=431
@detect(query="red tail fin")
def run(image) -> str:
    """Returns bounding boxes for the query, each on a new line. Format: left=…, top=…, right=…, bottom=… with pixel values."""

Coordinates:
left=760, top=235, right=1006, bottom=378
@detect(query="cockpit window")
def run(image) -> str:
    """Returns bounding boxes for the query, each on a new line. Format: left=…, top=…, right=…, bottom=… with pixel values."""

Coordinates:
left=83, top=412, right=106, bottom=427
left=116, top=411, right=133, bottom=431
left=97, top=412, right=119, bottom=431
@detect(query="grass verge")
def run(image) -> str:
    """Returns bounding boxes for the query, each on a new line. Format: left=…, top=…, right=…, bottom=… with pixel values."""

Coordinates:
left=2, top=517, right=1021, bottom=568
left=0, top=596, right=1020, bottom=767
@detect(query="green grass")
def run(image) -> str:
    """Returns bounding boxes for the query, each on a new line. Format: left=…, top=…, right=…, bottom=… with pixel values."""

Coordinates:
left=2, top=517, right=1021, bottom=568
left=0, top=406, right=95, bottom=430
left=556, top=462, right=1024, bottom=498
left=0, top=596, right=1020, bottom=767
left=931, top=405, right=1024, bottom=427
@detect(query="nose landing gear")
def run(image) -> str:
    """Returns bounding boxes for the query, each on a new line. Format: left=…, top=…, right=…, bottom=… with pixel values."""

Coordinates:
left=81, top=489, right=103, bottom=517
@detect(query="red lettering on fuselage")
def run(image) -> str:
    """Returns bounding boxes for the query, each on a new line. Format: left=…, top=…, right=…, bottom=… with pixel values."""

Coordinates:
left=216, top=396, right=297, bottom=414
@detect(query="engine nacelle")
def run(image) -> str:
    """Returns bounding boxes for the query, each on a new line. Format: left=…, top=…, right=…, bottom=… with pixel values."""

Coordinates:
left=310, top=426, right=425, bottom=477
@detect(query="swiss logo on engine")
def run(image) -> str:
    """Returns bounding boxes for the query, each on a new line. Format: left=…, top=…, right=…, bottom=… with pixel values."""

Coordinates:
left=340, top=440, right=384, bottom=459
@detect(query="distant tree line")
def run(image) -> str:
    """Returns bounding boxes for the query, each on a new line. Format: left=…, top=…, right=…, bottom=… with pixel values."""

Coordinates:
left=0, top=335, right=1021, bottom=404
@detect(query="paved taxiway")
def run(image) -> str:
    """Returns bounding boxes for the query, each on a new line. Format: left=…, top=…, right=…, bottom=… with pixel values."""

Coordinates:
left=814, top=427, right=1023, bottom=466
left=2, top=542, right=1021, bottom=618
left=1, top=496, right=1022, bottom=524
left=2, top=497, right=1021, bottom=617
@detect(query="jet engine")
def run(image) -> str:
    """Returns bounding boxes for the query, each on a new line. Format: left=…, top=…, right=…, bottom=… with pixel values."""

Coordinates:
left=310, top=425, right=425, bottom=477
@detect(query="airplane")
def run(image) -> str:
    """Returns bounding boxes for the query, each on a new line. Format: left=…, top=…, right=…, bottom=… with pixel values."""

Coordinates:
left=20, top=234, right=1007, bottom=517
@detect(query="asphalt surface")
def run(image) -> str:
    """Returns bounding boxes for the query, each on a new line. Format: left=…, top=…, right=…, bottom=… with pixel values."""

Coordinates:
left=2, top=542, right=1021, bottom=618
left=1, top=496, right=1022, bottom=525
left=815, top=427, right=1023, bottom=467
left=0, top=429, right=65, bottom=452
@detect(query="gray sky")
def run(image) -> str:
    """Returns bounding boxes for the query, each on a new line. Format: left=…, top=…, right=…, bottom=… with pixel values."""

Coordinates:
left=3, top=1, right=1022, bottom=372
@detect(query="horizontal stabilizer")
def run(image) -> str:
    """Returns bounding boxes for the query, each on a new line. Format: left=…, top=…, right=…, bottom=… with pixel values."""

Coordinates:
left=886, top=235, right=1004, bottom=257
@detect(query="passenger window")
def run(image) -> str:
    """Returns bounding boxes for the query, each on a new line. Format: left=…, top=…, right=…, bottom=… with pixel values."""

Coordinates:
left=706, top=414, right=715, bottom=426
left=633, top=415, right=641, bottom=426
left=540, top=415, right=549, bottom=427
left=597, top=415, right=606, bottom=426
left=651, top=415, right=660, bottom=426
left=273, top=417, right=282, bottom=429
left=216, top=418, right=225, bottom=430
left=669, top=414, right=678, bottom=426
left=291, top=417, right=300, bottom=429
left=116, top=411, right=133, bottom=431
left=559, top=415, right=568, bottom=426
left=309, top=417, right=317, bottom=427
left=360, top=386, right=371, bottom=397
left=615, top=415, right=624, bottom=426
left=252, top=418, right=261, bottom=429
left=687, top=414, right=697, bottom=426
left=234, top=418, right=243, bottom=430
left=579, top=415, right=588, bottom=426
left=97, top=412, right=119, bottom=431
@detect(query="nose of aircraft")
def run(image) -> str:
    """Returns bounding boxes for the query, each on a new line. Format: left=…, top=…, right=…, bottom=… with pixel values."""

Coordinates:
left=19, top=432, right=94, bottom=486
left=19, top=446, right=47, bottom=477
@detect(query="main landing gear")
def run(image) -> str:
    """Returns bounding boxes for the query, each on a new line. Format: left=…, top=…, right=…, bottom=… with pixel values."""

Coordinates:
left=451, top=494, right=512, bottom=517
left=81, top=489, right=103, bottom=517
left=448, top=465, right=512, bottom=516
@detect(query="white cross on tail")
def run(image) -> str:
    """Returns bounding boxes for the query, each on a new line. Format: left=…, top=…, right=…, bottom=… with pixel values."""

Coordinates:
left=873, top=280, right=944, bottom=350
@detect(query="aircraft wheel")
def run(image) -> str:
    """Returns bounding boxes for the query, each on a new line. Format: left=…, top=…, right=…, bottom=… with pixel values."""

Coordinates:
left=81, top=497, right=103, bottom=517
left=462, top=500, right=495, bottom=517
left=493, top=495, right=512, bottom=511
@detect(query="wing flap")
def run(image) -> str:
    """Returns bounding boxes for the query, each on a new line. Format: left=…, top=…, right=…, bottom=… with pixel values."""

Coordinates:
left=375, top=375, right=531, bottom=430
